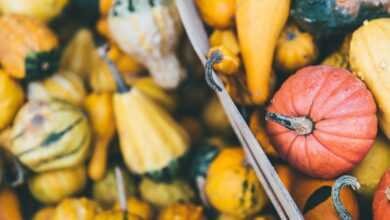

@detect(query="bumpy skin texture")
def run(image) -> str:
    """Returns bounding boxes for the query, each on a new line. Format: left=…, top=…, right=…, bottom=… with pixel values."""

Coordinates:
left=373, top=169, right=390, bottom=220
left=266, top=65, right=378, bottom=178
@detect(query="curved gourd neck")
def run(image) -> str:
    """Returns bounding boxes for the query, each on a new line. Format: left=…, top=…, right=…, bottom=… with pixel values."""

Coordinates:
left=331, top=175, right=360, bottom=220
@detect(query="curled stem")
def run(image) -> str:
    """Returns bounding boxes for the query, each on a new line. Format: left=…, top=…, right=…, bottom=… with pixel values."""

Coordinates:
left=332, top=175, right=360, bottom=220
left=205, top=51, right=223, bottom=92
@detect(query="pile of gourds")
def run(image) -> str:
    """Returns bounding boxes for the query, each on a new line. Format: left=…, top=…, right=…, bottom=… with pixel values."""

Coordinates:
left=0, top=0, right=389, bottom=219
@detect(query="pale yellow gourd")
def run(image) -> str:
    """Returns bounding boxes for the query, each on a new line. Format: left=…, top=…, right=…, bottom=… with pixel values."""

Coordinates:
left=52, top=198, right=102, bottom=220
left=349, top=18, right=390, bottom=140
left=108, top=0, right=185, bottom=89
left=28, top=70, right=86, bottom=107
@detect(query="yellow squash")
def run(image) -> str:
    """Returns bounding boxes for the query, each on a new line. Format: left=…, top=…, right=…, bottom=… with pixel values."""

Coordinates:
left=236, top=0, right=290, bottom=104
left=0, top=0, right=69, bottom=22
left=99, top=50, right=189, bottom=178
left=0, top=188, right=23, bottom=220
left=158, top=203, right=205, bottom=220
left=208, top=46, right=241, bottom=75
left=205, top=148, right=267, bottom=218
left=349, top=18, right=390, bottom=140
left=28, top=70, right=86, bottom=107
left=28, top=164, right=87, bottom=204
left=33, top=207, right=56, bottom=220
left=84, top=93, right=115, bottom=181
left=209, top=29, right=240, bottom=55
left=0, top=70, right=24, bottom=130
left=196, top=0, right=235, bottom=29
left=52, top=198, right=102, bottom=220
left=275, top=22, right=318, bottom=73
left=0, top=14, right=59, bottom=80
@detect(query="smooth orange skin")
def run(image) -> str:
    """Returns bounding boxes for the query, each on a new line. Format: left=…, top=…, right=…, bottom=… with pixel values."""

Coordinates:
left=196, top=0, right=235, bottom=29
left=373, top=169, right=390, bottom=220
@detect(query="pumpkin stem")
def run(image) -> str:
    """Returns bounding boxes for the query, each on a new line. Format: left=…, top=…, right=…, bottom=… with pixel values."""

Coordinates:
left=97, top=44, right=130, bottom=94
left=265, top=112, right=314, bottom=135
left=205, top=50, right=223, bottom=92
left=331, top=175, right=360, bottom=220
left=386, top=186, right=390, bottom=201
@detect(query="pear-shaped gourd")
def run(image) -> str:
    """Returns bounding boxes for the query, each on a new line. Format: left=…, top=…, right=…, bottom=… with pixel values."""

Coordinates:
left=108, top=0, right=185, bottom=89
left=98, top=46, right=189, bottom=179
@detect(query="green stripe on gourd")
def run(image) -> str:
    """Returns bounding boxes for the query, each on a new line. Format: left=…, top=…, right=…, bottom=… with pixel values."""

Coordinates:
left=11, top=100, right=91, bottom=172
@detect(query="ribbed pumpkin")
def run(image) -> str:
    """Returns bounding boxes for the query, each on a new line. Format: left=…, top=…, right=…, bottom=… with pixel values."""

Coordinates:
left=158, top=203, right=205, bottom=220
left=349, top=18, right=390, bottom=140
left=266, top=65, right=377, bottom=178
left=28, top=164, right=86, bottom=205
left=27, top=71, right=86, bottom=107
left=205, top=148, right=267, bottom=218
left=108, top=0, right=186, bottom=89
left=275, top=22, right=318, bottom=73
left=0, top=14, right=59, bottom=80
left=10, top=100, right=91, bottom=172
left=373, top=169, right=390, bottom=220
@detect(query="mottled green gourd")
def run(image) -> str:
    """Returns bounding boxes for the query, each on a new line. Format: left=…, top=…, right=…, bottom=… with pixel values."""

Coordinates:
left=10, top=100, right=91, bottom=172
left=291, top=0, right=390, bottom=36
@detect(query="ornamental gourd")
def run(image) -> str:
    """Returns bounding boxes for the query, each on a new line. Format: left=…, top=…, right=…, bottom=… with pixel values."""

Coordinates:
left=0, top=70, right=24, bottom=130
left=0, top=0, right=69, bottom=22
left=373, top=169, right=390, bottom=220
left=28, top=71, right=87, bottom=107
left=275, top=22, right=318, bottom=73
left=52, top=198, right=102, bottom=220
left=236, top=0, right=290, bottom=104
left=195, top=0, right=235, bottom=29
left=99, top=46, right=189, bottom=180
left=158, top=203, right=205, bottom=220
left=349, top=18, right=390, bottom=140
left=108, top=0, right=186, bottom=89
left=0, top=188, right=23, bottom=220
left=205, top=148, right=267, bottom=218
left=10, top=100, right=91, bottom=172
left=0, top=15, right=59, bottom=81
left=28, top=164, right=87, bottom=204
left=291, top=0, right=390, bottom=36
left=266, top=65, right=377, bottom=178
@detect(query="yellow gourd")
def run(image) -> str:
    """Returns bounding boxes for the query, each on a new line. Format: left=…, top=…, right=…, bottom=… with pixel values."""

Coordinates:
left=249, top=111, right=279, bottom=158
left=209, top=29, right=240, bottom=55
left=236, top=0, right=290, bottom=104
left=0, top=0, right=68, bottom=22
left=60, top=29, right=95, bottom=79
left=275, top=23, right=318, bottom=73
left=52, top=198, right=102, bottom=220
left=28, top=164, right=87, bottom=204
left=158, top=203, right=205, bottom=220
left=205, top=148, right=267, bottom=218
left=139, top=178, right=195, bottom=208
left=84, top=93, right=115, bottom=181
left=208, top=46, right=240, bottom=75
left=113, top=197, right=154, bottom=219
left=33, top=207, right=56, bottom=220
left=0, top=70, right=24, bottom=130
left=0, top=188, right=23, bottom=220
left=108, top=0, right=185, bottom=89
left=196, top=0, right=235, bottom=29
left=349, top=18, right=390, bottom=140
left=28, top=70, right=86, bottom=107
left=99, top=48, right=189, bottom=178
left=322, top=34, right=351, bottom=69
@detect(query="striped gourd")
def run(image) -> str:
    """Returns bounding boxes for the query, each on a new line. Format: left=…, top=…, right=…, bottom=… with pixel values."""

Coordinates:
left=108, top=0, right=185, bottom=89
left=28, top=71, right=87, bottom=107
left=10, top=100, right=91, bottom=172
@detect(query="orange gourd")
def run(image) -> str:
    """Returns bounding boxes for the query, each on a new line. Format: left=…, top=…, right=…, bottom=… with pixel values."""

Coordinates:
left=0, top=188, right=23, bottom=220
left=196, top=0, right=235, bottom=29
left=373, top=169, right=390, bottom=220
left=266, top=65, right=377, bottom=178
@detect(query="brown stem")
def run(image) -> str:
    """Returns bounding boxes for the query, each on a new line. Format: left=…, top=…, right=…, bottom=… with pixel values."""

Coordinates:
left=386, top=186, right=390, bottom=201
left=265, top=112, right=314, bottom=135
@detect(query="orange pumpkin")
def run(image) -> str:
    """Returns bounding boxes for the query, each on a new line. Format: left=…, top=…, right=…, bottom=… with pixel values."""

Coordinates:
left=266, top=65, right=377, bottom=178
left=373, top=169, right=390, bottom=220
left=276, top=165, right=359, bottom=220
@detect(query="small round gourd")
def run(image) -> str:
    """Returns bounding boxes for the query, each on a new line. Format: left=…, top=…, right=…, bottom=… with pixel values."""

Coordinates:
left=52, top=198, right=101, bottom=220
left=266, top=65, right=377, bottom=178
left=11, top=100, right=91, bottom=172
